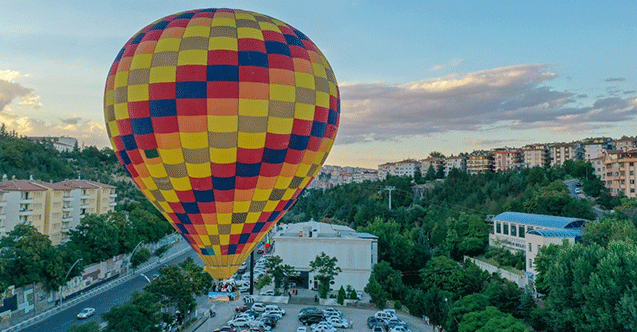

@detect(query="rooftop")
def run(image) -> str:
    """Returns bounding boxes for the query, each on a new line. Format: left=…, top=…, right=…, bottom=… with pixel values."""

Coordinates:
left=527, top=229, right=582, bottom=238
left=494, top=211, right=587, bottom=229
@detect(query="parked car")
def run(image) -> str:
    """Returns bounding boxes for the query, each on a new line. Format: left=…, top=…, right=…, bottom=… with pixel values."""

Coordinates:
left=261, top=313, right=281, bottom=323
left=371, top=326, right=386, bottom=332
left=299, top=307, right=320, bottom=316
left=296, top=327, right=307, bottom=332
left=322, top=307, right=342, bottom=316
left=213, top=327, right=237, bottom=332
left=264, top=305, right=286, bottom=315
left=77, top=307, right=95, bottom=319
left=575, top=187, right=582, bottom=194
left=260, top=289, right=275, bottom=296
left=235, top=305, right=250, bottom=312
left=299, top=314, right=324, bottom=325
left=368, top=316, right=383, bottom=329
left=327, top=316, right=350, bottom=328
left=251, top=302, right=267, bottom=312
left=227, top=316, right=252, bottom=328
left=248, top=320, right=272, bottom=331
left=311, top=321, right=336, bottom=332
left=390, top=326, right=412, bottom=332
left=259, top=316, right=277, bottom=328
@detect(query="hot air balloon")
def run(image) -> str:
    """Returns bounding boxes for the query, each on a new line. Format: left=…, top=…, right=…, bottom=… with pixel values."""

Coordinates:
left=104, top=8, right=339, bottom=279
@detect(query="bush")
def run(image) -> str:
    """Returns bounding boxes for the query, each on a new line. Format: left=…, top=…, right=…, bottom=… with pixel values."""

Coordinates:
left=394, top=300, right=402, bottom=310
left=131, top=247, right=151, bottom=268
left=337, top=286, right=346, bottom=305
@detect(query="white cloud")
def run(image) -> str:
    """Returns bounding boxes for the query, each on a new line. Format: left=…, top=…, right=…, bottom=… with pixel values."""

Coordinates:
left=0, top=69, right=41, bottom=112
left=337, top=64, right=637, bottom=145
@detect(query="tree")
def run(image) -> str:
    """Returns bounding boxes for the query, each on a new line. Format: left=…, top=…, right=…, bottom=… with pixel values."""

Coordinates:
left=370, top=261, right=406, bottom=300
left=68, top=322, right=101, bottom=332
left=430, top=151, right=446, bottom=158
left=337, top=285, right=346, bottom=305
left=145, top=266, right=198, bottom=315
left=131, top=247, right=151, bottom=269
left=67, top=213, right=120, bottom=264
left=365, top=274, right=388, bottom=309
left=446, top=293, right=489, bottom=332
left=582, top=217, right=637, bottom=246
left=102, top=291, right=162, bottom=332
left=459, top=306, right=529, bottom=332
left=310, top=252, right=342, bottom=298
left=255, top=274, right=272, bottom=292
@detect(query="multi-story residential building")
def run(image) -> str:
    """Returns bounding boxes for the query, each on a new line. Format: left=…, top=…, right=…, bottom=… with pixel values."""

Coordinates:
left=522, top=144, right=550, bottom=168
left=549, top=142, right=580, bottom=167
left=492, top=147, right=522, bottom=172
left=615, top=136, right=637, bottom=151
left=444, top=155, right=466, bottom=176
left=420, top=157, right=445, bottom=175
left=466, top=150, right=493, bottom=174
left=0, top=178, right=116, bottom=245
left=581, top=137, right=614, bottom=160
left=361, top=170, right=379, bottom=182
left=603, top=149, right=637, bottom=198
left=591, top=156, right=606, bottom=181
left=308, top=165, right=379, bottom=189
left=378, top=159, right=419, bottom=179
left=273, top=219, right=378, bottom=291
left=25, top=136, right=77, bottom=153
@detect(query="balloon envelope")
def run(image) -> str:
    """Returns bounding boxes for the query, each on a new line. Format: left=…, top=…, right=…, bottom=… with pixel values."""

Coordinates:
left=104, top=8, right=339, bottom=279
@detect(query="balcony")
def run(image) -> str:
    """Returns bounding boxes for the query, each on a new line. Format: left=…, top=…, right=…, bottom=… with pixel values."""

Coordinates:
left=109, top=193, right=117, bottom=198
left=19, top=198, right=34, bottom=204
left=0, top=213, right=5, bottom=220
left=18, top=209, right=33, bottom=216
left=63, top=195, right=73, bottom=202
left=63, top=215, right=73, bottom=222
left=63, top=205, right=73, bottom=212
left=109, top=201, right=117, bottom=207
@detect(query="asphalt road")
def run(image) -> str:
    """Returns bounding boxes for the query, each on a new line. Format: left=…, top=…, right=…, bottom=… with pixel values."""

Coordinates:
left=23, top=244, right=199, bottom=332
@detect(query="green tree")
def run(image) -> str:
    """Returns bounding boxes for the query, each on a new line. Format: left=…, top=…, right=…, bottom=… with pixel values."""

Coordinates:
left=255, top=274, right=272, bottom=292
left=145, top=266, right=198, bottom=314
left=68, top=322, right=101, bottom=332
left=446, top=293, right=489, bottom=332
left=420, top=256, right=463, bottom=293
left=371, top=261, right=406, bottom=300
left=582, top=217, right=637, bottom=246
left=102, top=291, right=162, bottom=332
left=364, top=274, right=388, bottom=309
left=337, top=285, right=346, bottom=305
left=459, top=306, right=529, bottom=332
left=131, top=247, right=151, bottom=269
left=310, top=252, right=342, bottom=298
left=67, top=213, right=120, bottom=264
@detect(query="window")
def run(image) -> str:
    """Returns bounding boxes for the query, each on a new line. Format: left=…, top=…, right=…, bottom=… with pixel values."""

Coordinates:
left=529, top=259, right=533, bottom=268
left=529, top=244, right=532, bottom=252
left=503, top=224, right=509, bottom=235
left=511, top=225, right=517, bottom=236
left=537, top=244, right=542, bottom=252
left=519, top=226, right=525, bottom=238
left=496, top=222, right=501, bottom=233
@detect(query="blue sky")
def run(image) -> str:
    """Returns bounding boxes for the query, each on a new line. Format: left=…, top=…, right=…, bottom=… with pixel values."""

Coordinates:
left=1, top=0, right=635, bottom=168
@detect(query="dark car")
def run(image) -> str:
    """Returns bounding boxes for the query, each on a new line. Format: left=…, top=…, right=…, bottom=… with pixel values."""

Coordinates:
left=299, top=314, right=324, bottom=325
left=235, top=305, right=249, bottom=312
left=368, top=316, right=383, bottom=328
left=213, top=327, right=237, bottom=332
left=259, top=316, right=277, bottom=328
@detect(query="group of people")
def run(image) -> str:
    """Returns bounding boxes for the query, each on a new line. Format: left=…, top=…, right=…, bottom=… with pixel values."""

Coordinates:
left=287, top=287, right=298, bottom=297
left=214, top=281, right=235, bottom=293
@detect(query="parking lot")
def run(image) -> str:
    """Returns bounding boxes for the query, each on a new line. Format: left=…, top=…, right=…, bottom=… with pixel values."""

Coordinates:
left=196, top=299, right=435, bottom=332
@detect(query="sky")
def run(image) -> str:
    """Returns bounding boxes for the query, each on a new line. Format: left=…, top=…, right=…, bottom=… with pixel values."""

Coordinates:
left=1, top=0, right=636, bottom=169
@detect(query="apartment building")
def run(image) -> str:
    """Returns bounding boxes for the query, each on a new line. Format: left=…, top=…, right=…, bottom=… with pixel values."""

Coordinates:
left=466, top=150, right=494, bottom=174
left=420, top=157, right=445, bottom=175
left=549, top=142, right=582, bottom=167
left=591, top=156, right=606, bottom=182
left=522, top=144, right=550, bottom=168
left=0, top=178, right=116, bottom=245
left=378, top=159, right=420, bottom=179
left=603, top=149, right=637, bottom=198
left=581, top=137, right=614, bottom=160
left=492, top=148, right=522, bottom=172
left=444, top=155, right=466, bottom=176
left=25, top=136, right=77, bottom=153
left=615, top=136, right=637, bottom=151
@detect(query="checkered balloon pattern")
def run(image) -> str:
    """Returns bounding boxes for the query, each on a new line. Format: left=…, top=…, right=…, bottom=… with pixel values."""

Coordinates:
left=104, top=8, right=339, bottom=279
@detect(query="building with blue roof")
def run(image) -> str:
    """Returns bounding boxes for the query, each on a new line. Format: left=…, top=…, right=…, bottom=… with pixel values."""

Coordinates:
left=489, top=211, right=588, bottom=274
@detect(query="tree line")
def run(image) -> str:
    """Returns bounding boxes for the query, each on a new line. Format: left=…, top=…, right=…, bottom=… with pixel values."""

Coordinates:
left=284, top=161, right=631, bottom=331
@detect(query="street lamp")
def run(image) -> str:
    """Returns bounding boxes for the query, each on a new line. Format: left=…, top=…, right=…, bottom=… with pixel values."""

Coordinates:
left=60, top=258, right=83, bottom=305
left=129, top=241, right=144, bottom=271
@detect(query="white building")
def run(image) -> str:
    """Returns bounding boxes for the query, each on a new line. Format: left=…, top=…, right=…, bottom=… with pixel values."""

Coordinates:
left=526, top=229, right=581, bottom=274
left=444, top=155, right=466, bottom=176
left=489, top=211, right=587, bottom=253
left=272, top=220, right=378, bottom=292
left=378, top=160, right=419, bottom=179
left=25, top=136, right=77, bottom=153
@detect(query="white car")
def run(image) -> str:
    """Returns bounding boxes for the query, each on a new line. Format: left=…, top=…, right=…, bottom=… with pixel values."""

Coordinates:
left=265, top=305, right=286, bottom=315
left=323, top=307, right=342, bottom=317
left=77, top=307, right=95, bottom=319
left=390, top=326, right=412, bottom=332
left=260, top=289, right=275, bottom=296
left=227, top=316, right=252, bottom=328
left=386, top=317, right=406, bottom=326
left=264, top=310, right=283, bottom=320
left=327, top=316, right=350, bottom=328
left=311, top=321, right=336, bottom=332
left=297, top=328, right=308, bottom=332
left=251, top=302, right=267, bottom=312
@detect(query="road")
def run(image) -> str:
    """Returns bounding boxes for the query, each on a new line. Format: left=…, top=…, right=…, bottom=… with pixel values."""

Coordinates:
left=23, top=243, right=199, bottom=332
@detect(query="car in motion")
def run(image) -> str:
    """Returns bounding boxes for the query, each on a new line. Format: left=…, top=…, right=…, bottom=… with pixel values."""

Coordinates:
left=77, top=307, right=95, bottom=319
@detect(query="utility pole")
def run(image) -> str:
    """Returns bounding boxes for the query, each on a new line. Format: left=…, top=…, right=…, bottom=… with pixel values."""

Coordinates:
left=385, top=186, right=395, bottom=210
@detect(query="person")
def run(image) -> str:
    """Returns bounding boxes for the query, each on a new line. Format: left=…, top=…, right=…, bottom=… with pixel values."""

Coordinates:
left=350, top=318, right=353, bottom=329
left=213, top=308, right=217, bottom=317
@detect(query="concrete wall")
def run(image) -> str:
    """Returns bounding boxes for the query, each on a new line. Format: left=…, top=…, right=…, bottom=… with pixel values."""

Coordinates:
left=465, top=256, right=528, bottom=288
